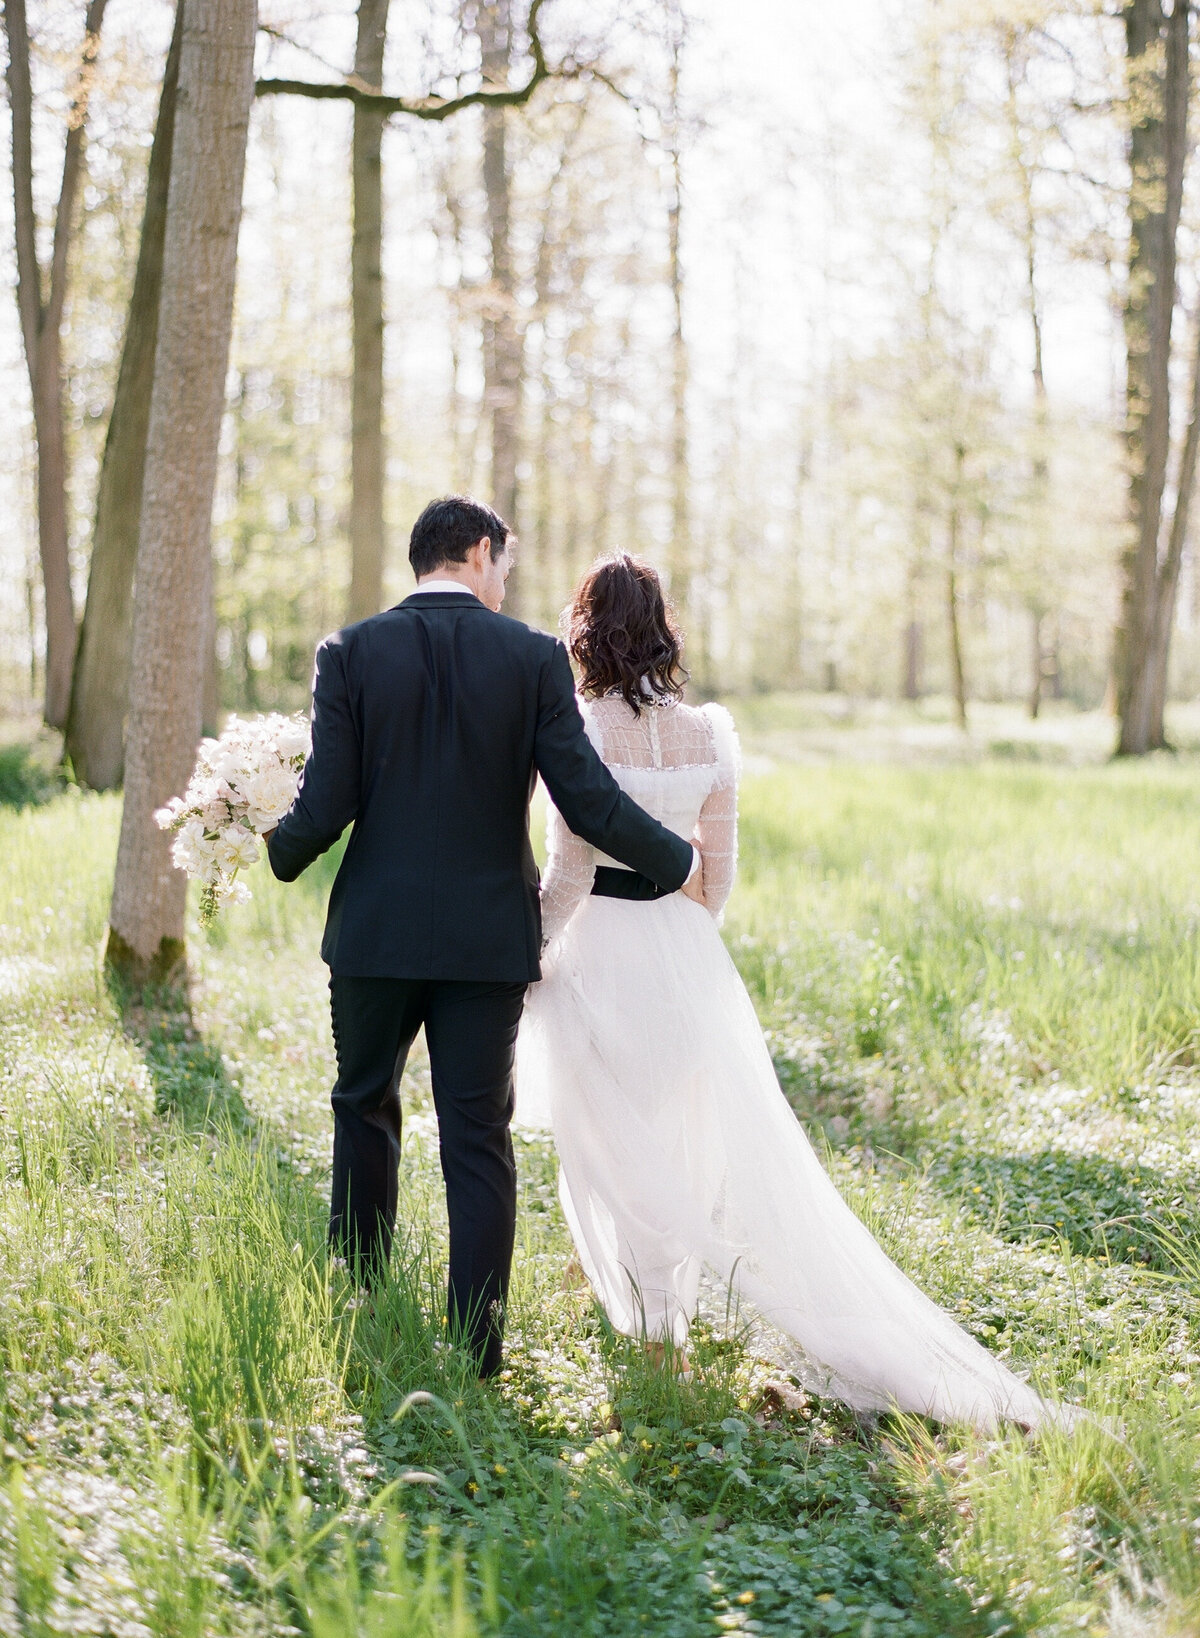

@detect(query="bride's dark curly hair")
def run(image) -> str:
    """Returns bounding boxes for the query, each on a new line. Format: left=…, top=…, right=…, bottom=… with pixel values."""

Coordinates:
left=566, top=553, right=688, bottom=715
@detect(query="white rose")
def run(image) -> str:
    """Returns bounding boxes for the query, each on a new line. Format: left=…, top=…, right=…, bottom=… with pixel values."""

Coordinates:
left=275, top=720, right=310, bottom=762
left=243, top=763, right=299, bottom=829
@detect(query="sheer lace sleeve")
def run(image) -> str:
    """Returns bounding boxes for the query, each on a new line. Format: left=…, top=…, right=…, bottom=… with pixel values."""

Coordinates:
left=538, top=704, right=599, bottom=951
left=696, top=704, right=740, bottom=920
left=539, top=800, right=596, bottom=949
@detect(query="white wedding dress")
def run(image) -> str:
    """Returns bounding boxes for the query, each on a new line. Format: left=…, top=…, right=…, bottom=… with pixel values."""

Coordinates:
left=516, top=694, right=1067, bottom=1430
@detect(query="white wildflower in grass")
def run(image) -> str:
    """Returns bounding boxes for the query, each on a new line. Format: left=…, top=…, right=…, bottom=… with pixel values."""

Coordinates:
left=153, top=712, right=310, bottom=923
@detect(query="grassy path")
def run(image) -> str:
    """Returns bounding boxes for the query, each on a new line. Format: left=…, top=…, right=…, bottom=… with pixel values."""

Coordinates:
left=1, top=743, right=1198, bottom=1635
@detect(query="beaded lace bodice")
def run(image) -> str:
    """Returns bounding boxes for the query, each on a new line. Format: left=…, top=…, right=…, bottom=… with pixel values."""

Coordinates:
left=539, top=696, right=740, bottom=947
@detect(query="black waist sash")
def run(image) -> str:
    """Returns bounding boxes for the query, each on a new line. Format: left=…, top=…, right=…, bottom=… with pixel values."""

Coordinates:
left=591, top=866, right=673, bottom=902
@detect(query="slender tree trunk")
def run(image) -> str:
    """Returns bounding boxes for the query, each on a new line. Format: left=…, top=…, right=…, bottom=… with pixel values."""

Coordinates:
left=523, top=99, right=584, bottom=620
left=901, top=518, right=924, bottom=701
left=4, top=0, right=108, bottom=728
left=475, top=0, right=523, bottom=608
left=25, top=548, right=39, bottom=701
left=667, top=142, right=692, bottom=646
left=1046, top=623, right=1064, bottom=701
left=1115, top=0, right=1189, bottom=754
left=65, top=2, right=183, bottom=789
left=346, top=0, right=389, bottom=623
left=1020, top=98, right=1051, bottom=724
left=1001, top=29, right=1055, bottom=725
left=107, top=0, right=257, bottom=986
left=947, top=443, right=968, bottom=730
left=1146, top=309, right=1200, bottom=738
left=1028, top=608, right=1044, bottom=719
left=902, top=618, right=922, bottom=701
left=665, top=16, right=693, bottom=671
left=437, top=160, right=473, bottom=490
left=201, top=544, right=220, bottom=737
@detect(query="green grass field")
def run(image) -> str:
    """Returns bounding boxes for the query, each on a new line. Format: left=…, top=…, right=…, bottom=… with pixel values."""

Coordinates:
left=1, top=710, right=1198, bottom=1636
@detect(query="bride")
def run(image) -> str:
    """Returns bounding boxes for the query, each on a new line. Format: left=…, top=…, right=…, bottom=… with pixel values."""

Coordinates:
left=517, top=553, right=1071, bottom=1431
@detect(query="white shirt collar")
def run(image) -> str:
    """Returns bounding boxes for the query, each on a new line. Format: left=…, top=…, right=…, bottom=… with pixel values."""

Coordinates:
left=410, top=579, right=479, bottom=598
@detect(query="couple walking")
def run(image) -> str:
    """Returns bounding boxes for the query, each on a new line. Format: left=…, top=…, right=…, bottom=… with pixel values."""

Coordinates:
left=268, top=494, right=1062, bottom=1431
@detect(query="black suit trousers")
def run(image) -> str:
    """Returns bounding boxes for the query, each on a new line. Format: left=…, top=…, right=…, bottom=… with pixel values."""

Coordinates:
left=328, top=975, right=526, bottom=1377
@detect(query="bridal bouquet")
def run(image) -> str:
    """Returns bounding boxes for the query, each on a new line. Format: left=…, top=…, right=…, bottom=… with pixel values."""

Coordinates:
left=154, top=712, right=310, bottom=922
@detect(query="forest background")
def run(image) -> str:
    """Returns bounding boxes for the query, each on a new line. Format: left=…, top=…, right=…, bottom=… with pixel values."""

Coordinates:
left=3, top=0, right=1190, bottom=741
left=6, top=7, right=1200, bottom=1632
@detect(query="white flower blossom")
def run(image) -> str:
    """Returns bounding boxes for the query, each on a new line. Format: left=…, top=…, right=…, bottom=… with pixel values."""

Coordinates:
left=242, top=762, right=298, bottom=829
left=275, top=720, right=310, bottom=762
left=153, top=711, right=310, bottom=920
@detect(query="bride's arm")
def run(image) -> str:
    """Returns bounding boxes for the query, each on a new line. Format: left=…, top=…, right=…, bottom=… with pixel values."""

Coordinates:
left=695, top=777, right=737, bottom=919
left=695, top=704, right=740, bottom=919
left=538, top=799, right=596, bottom=950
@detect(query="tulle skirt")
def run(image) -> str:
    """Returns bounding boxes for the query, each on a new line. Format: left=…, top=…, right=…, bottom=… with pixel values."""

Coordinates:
left=516, top=893, right=1062, bottom=1430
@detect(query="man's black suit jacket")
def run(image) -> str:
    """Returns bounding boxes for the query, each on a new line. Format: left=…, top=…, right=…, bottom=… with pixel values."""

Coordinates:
left=266, top=591, right=694, bottom=982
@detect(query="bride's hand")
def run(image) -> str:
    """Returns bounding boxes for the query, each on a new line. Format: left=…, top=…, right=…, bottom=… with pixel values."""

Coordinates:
left=680, top=842, right=706, bottom=908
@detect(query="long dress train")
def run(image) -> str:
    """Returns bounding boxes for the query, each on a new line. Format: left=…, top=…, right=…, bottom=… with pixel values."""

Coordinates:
left=516, top=694, right=1072, bottom=1431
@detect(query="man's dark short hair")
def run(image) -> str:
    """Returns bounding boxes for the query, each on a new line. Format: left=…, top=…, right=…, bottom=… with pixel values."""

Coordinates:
left=408, top=496, right=511, bottom=579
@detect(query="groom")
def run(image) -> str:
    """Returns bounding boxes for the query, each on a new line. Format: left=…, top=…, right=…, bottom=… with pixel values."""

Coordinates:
left=267, top=496, right=700, bottom=1376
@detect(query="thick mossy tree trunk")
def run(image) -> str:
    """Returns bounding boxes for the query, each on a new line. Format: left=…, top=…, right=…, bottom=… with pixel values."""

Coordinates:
left=1114, top=0, right=1191, bottom=754
left=107, top=0, right=257, bottom=988
left=65, top=2, right=184, bottom=790
left=4, top=0, right=108, bottom=729
left=346, top=0, right=390, bottom=624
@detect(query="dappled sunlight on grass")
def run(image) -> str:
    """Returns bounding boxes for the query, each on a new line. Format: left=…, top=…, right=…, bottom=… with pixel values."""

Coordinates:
left=0, top=740, right=1197, bottom=1631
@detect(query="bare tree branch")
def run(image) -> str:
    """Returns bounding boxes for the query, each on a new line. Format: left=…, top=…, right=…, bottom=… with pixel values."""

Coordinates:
left=255, top=0, right=550, bottom=121
left=257, top=22, right=352, bottom=81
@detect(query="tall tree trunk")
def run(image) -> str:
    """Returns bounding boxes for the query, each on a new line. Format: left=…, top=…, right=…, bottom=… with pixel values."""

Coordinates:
left=1028, top=609, right=1044, bottom=719
left=901, top=617, right=922, bottom=700
left=107, top=0, right=257, bottom=986
left=523, top=99, right=584, bottom=623
left=201, top=543, right=220, bottom=737
left=1002, top=26, right=1054, bottom=724
left=346, top=0, right=389, bottom=623
left=1146, top=310, right=1200, bottom=738
left=1020, top=83, right=1050, bottom=723
left=437, top=155, right=474, bottom=490
left=475, top=0, right=523, bottom=608
left=665, top=14, right=693, bottom=674
left=1115, top=0, right=1189, bottom=754
left=4, top=0, right=108, bottom=728
left=65, top=2, right=183, bottom=789
left=947, top=443, right=968, bottom=730
left=903, top=496, right=931, bottom=701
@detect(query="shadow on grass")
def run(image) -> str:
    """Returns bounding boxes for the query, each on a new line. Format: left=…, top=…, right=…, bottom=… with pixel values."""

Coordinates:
left=932, top=1144, right=1197, bottom=1274
left=343, top=1253, right=1027, bottom=1633
left=106, top=968, right=256, bottom=1133
left=101, top=971, right=1023, bottom=1637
